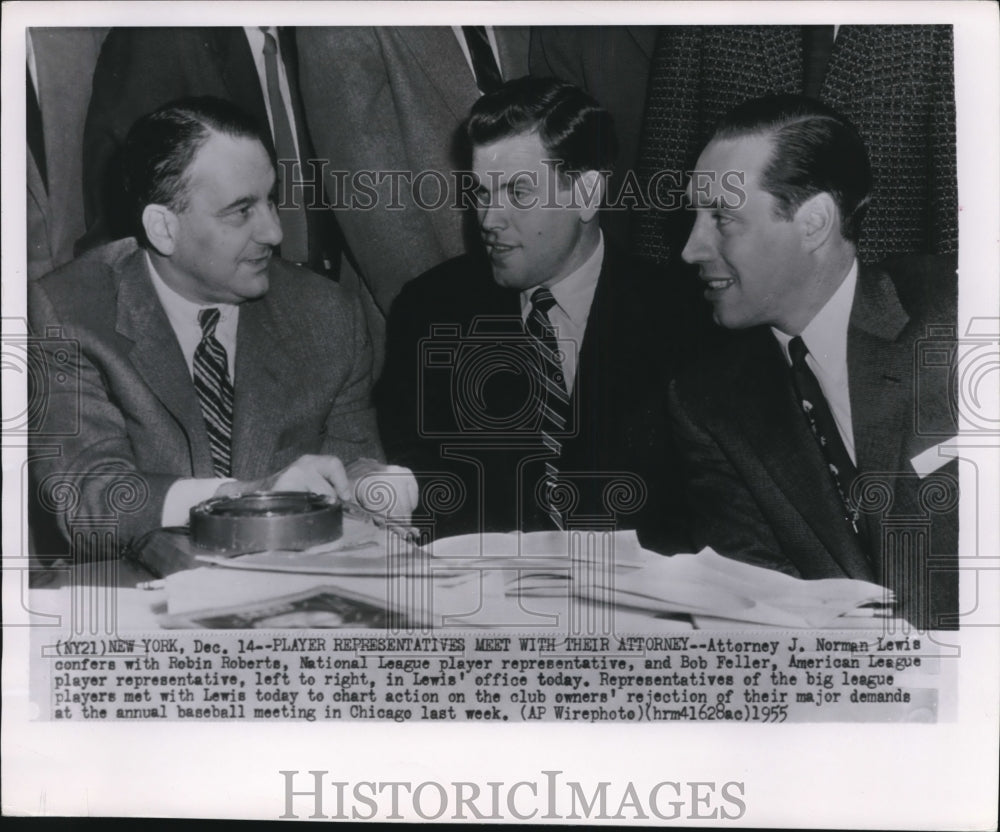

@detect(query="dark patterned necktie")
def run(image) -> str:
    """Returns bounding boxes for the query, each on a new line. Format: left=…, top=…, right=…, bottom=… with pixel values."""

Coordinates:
left=788, top=336, right=862, bottom=538
left=261, top=28, right=309, bottom=263
left=194, top=308, right=234, bottom=477
left=526, top=288, right=569, bottom=529
left=462, top=26, right=503, bottom=94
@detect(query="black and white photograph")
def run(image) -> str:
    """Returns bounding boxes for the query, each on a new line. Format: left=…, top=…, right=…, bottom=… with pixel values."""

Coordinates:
left=2, top=0, right=998, bottom=825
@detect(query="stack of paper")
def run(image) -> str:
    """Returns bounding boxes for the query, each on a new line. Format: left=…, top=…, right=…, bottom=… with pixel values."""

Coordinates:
left=512, top=547, right=893, bottom=628
left=160, top=530, right=892, bottom=629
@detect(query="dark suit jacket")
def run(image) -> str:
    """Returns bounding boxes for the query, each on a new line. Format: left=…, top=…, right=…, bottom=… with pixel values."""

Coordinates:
left=297, top=26, right=530, bottom=316
left=28, top=238, right=381, bottom=555
left=529, top=26, right=658, bottom=248
left=81, top=26, right=337, bottom=273
left=669, top=256, right=960, bottom=629
left=376, top=243, right=716, bottom=548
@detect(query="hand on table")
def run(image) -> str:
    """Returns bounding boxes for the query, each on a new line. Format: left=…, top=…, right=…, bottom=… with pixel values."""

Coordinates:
left=214, top=454, right=419, bottom=532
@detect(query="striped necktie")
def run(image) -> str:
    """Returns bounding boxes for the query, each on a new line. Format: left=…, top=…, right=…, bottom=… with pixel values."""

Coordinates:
left=526, top=288, right=569, bottom=529
left=462, top=26, right=503, bottom=94
left=194, top=308, right=234, bottom=477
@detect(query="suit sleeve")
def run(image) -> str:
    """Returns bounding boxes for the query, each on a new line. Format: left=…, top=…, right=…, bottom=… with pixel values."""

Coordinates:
left=28, top=281, right=179, bottom=552
left=319, top=285, right=385, bottom=465
left=296, top=27, right=451, bottom=315
left=668, top=380, right=799, bottom=576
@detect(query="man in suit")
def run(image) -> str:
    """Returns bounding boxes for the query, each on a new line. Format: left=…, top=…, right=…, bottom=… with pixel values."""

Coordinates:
left=297, top=26, right=530, bottom=354
left=81, top=27, right=338, bottom=275
left=27, top=27, right=108, bottom=279
left=377, top=77, right=712, bottom=549
left=634, top=25, right=957, bottom=266
left=30, top=98, right=416, bottom=558
left=669, top=94, right=959, bottom=630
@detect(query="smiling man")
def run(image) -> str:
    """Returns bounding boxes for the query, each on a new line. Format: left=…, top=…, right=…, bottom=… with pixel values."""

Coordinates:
left=29, top=97, right=416, bottom=560
left=376, top=76, right=712, bottom=546
left=669, top=94, right=959, bottom=629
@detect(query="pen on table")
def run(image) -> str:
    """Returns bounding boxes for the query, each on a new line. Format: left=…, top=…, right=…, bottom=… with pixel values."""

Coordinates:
left=138, top=579, right=166, bottom=591
left=342, top=499, right=421, bottom=544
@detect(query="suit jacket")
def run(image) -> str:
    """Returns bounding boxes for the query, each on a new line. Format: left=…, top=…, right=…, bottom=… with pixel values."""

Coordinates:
left=529, top=26, right=658, bottom=248
left=81, top=26, right=337, bottom=273
left=376, top=243, right=716, bottom=548
left=28, top=238, right=381, bottom=555
left=27, top=28, right=109, bottom=279
left=669, top=256, right=960, bottom=629
left=297, top=27, right=530, bottom=317
left=634, top=25, right=958, bottom=265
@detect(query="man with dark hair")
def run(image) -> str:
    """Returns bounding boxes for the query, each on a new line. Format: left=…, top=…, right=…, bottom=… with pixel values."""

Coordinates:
left=669, top=94, right=959, bottom=629
left=633, top=25, right=957, bottom=265
left=377, top=76, right=712, bottom=546
left=29, top=97, right=416, bottom=560
left=81, top=26, right=339, bottom=276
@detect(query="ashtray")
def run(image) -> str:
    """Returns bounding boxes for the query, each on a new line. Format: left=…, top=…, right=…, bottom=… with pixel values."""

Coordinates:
left=189, top=491, right=343, bottom=553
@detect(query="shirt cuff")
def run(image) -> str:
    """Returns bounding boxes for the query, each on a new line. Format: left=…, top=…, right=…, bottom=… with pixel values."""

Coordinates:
left=161, top=478, right=234, bottom=527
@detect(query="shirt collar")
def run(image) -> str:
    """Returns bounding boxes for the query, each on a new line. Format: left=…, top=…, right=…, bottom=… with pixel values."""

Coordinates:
left=772, top=259, right=858, bottom=374
left=521, top=232, right=605, bottom=327
left=146, top=252, right=238, bottom=332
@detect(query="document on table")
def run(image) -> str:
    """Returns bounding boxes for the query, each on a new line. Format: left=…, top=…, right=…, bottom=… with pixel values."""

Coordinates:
left=160, top=530, right=891, bottom=629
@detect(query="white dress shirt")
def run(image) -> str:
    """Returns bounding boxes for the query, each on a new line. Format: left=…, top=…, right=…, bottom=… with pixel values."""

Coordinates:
left=147, top=254, right=239, bottom=379
left=771, top=259, right=859, bottom=464
left=451, top=26, right=503, bottom=88
left=243, top=26, right=301, bottom=160
left=147, top=255, right=238, bottom=524
left=519, top=233, right=604, bottom=395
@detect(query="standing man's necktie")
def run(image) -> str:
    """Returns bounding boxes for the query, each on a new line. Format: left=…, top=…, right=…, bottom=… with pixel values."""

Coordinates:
left=462, top=26, right=503, bottom=95
left=261, top=28, right=309, bottom=264
left=787, top=336, right=864, bottom=541
left=525, top=288, right=570, bottom=530
left=194, top=308, right=234, bottom=477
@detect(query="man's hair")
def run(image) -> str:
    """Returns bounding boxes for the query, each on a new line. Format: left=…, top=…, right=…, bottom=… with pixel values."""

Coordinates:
left=122, top=96, right=271, bottom=246
left=465, top=75, right=617, bottom=174
left=711, top=94, right=872, bottom=243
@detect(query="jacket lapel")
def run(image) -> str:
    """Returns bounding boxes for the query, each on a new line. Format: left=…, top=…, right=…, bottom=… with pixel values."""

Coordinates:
left=848, top=264, right=913, bottom=561
left=398, top=28, right=481, bottom=121
left=730, top=330, right=875, bottom=580
left=114, top=245, right=214, bottom=477
left=229, top=287, right=300, bottom=478
left=575, top=246, right=633, bottom=426
left=849, top=264, right=911, bottom=476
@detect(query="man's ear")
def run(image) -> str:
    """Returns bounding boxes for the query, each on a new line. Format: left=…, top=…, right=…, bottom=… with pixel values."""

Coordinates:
left=795, top=191, right=839, bottom=251
left=573, top=169, right=604, bottom=223
left=142, top=204, right=179, bottom=256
